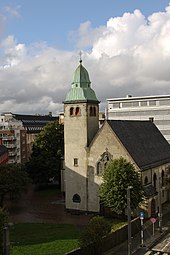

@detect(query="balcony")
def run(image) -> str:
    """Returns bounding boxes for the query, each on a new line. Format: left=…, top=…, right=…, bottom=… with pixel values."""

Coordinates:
left=8, top=152, right=17, bottom=157
left=4, top=144, right=16, bottom=149
left=1, top=136, right=16, bottom=141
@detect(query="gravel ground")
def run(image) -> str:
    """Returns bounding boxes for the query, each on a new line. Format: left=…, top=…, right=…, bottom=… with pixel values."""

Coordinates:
left=6, top=185, right=92, bottom=225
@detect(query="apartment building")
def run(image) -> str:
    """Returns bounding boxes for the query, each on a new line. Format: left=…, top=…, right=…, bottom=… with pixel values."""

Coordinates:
left=0, top=144, right=8, bottom=164
left=107, top=95, right=170, bottom=143
left=0, top=112, right=58, bottom=163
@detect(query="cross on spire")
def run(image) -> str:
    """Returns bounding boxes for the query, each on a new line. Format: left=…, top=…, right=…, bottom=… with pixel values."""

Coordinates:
left=79, top=51, right=82, bottom=64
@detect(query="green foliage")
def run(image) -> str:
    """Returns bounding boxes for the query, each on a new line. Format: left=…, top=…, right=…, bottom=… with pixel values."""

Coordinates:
left=0, top=207, right=8, bottom=253
left=79, top=216, right=111, bottom=248
left=26, top=121, right=64, bottom=186
left=0, top=164, right=30, bottom=207
left=10, top=223, right=80, bottom=255
left=99, top=157, right=144, bottom=215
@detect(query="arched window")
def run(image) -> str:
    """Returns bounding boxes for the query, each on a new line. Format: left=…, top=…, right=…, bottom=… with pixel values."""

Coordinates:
left=97, top=162, right=101, bottom=175
left=90, top=106, right=93, bottom=116
left=144, top=176, right=148, bottom=185
left=96, top=149, right=112, bottom=176
left=72, top=194, right=81, bottom=203
left=75, top=107, right=81, bottom=116
left=151, top=198, right=156, bottom=217
left=70, top=107, right=74, bottom=116
left=153, top=173, right=157, bottom=189
left=161, top=170, right=165, bottom=186
left=89, top=106, right=96, bottom=116
left=93, top=107, right=96, bottom=116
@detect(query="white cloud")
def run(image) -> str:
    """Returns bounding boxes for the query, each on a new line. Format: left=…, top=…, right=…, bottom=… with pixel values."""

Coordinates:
left=1, top=4, right=170, bottom=115
left=3, top=5, right=21, bottom=18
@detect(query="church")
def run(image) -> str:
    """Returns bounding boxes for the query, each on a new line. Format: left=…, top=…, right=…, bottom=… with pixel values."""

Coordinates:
left=63, top=60, right=170, bottom=217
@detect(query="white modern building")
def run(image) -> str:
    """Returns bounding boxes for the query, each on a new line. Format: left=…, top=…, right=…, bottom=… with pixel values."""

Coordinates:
left=107, top=95, right=170, bottom=143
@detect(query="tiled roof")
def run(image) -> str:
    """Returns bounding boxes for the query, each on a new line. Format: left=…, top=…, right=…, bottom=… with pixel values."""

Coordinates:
left=14, top=114, right=57, bottom=122
left=13, top=114, right=58, bottom=134
left=107, top=120, right=170, bottom=170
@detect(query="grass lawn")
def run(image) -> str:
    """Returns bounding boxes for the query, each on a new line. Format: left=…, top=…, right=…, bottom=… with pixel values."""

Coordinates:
left=10, top=219, right=127, bottom=255
left=10, top=223, right=81, bottom=255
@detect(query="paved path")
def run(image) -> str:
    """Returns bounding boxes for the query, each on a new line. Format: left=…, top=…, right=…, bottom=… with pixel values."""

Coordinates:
left=6, top=185, right=92, bottom=226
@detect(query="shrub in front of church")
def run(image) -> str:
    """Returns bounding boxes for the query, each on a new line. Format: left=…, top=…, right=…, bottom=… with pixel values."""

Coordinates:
left=79, top=216, right=111, bottom=249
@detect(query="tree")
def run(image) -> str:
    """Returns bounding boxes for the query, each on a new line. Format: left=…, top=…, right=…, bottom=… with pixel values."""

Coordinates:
left=0, top=164, right=30, bottom=207
left=26, top=121, right=64, bottom=186
left=79, top=216, right=111, bottom=249
left=99, top=157, right=143, bottom=215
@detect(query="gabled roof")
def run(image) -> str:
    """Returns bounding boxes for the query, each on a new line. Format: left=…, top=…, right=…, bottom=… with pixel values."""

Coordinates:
left=107, top=120, right=170, bottom=170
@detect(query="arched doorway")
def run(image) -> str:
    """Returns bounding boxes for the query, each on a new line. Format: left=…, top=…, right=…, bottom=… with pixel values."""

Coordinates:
left=151, top=198, right=156, bottom=217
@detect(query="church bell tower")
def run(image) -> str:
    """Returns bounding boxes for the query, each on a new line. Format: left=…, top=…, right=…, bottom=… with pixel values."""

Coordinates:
left=64, top=59, right=99, bottom=211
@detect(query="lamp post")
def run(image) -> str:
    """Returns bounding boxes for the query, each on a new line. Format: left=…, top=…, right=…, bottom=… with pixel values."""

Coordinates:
left=3, top=224, right=10, bottom=255
left=127, top=186, right=133, bottom=255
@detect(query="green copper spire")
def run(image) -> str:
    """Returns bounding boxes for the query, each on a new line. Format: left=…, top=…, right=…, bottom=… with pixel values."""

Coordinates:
left=64, top=60, right=99, bottom=102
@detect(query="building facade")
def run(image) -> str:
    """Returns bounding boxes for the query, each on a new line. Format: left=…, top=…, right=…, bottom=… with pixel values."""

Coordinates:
left=63, top=62, right=170, bottom=217
left=0, top=112, right=58, bottom=163
left=0, top=144, right=8, bottom=164
left=64, top=60, right=100, bottom=211
left=107, top=95, right=170, bottom=143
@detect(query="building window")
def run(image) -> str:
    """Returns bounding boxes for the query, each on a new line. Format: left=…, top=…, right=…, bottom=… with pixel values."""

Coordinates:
left=140, top=101, right=147, bottom=107
left=149, top=100, right=156, bottom=106
left=74, top=158, right=78, bottom=166
left=112, top=103, right=120, bottom=108
left=97, top=162, right=102, bottom=175
left=90, top=106, right=93, bottom=116
left=96, top=149, right=112, bottom=176
left=90, top=106, right=97, bottom=116
left=75, top=107, right=81, bottom=116
left=153, top=173, right=157, bottom=189
left=70, top=107, right=74, bottom=116
left=162, top=189, right=164, bottom=198
left=149, top=117, right=154, bottom=122
left=161, top=170, right=165, bottom=186
left=144, top=176, right=148, bottom=185
left=72, top=193, right=81, bottom=203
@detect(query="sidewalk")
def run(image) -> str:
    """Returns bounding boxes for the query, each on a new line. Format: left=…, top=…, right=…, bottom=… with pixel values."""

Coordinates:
left=103, top=202, right=170, bottom=255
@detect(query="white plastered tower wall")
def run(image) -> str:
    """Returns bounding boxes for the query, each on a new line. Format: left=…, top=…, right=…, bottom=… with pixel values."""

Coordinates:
left=64, top=60, right=99, bottom=212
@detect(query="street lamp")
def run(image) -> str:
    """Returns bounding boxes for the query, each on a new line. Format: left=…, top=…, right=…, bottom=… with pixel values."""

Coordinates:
left=127, top=186, right=133, bottom=255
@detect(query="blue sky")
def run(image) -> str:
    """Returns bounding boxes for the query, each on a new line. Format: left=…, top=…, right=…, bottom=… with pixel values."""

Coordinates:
left=0, top=0, right=170, bottom=114
left=1, top=0, right=170, bottom=49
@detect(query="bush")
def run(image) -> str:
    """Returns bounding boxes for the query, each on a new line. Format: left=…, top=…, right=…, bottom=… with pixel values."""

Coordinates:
left=0, top=208, right=8, bottom=253
left=79, top=216, right=111, bottom=249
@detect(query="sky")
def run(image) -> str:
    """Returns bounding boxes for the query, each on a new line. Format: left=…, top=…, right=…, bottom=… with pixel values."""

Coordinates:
left=0, top=0, right=170, bottom=115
